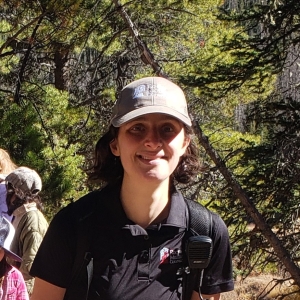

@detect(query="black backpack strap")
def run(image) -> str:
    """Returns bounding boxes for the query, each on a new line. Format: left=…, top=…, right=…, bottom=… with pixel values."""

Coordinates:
left=182, top=199, right=213, bottom=300
left=186, top=199, right=212, bottom=237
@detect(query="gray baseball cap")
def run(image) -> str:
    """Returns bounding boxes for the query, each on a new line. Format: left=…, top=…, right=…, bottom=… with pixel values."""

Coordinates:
left=6, top=167, right=42, bottom=198
left=110, top=77, right=192, bottom=127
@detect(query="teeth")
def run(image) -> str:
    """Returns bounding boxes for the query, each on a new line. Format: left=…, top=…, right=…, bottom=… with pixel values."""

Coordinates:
left=141, top=156, right=151, bottom=160
left=139, top=155, right=157, bottom=160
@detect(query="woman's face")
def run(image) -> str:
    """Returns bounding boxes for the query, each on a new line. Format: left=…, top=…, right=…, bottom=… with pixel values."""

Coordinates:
left=110, top=113, right=190, bottom=184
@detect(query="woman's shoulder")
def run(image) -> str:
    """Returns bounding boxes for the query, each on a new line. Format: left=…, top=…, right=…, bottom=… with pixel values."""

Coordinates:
left=7, top=265, right=23, bottom=279
left=20, top=209, right=48, bottom=228
left=61, top=189, right=105, bottom=217
left=63, top=184, right=119, bottom=214
left=53, top=185, right=115, bottom=224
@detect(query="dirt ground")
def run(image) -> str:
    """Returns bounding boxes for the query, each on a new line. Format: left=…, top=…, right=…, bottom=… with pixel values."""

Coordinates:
left=220, top=274, right=295, bottom=300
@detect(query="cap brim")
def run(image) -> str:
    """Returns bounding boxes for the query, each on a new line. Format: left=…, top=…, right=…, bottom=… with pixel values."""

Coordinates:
left=111, top=106, right=192, bottom=127
left=4, top=249, right=22, bottom=262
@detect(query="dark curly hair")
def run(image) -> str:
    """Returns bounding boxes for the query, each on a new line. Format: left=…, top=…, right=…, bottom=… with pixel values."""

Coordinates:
left=89, top=124, right=204, bottom=186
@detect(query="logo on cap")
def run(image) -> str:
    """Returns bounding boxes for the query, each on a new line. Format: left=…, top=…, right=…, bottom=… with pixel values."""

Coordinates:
left=133, top=83, right=166, bottom=99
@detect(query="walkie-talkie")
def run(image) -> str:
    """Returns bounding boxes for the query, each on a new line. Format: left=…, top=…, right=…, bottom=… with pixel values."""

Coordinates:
left=185, top=235, right=213, bottom=300
left=186, top=235, right=213, bottom=269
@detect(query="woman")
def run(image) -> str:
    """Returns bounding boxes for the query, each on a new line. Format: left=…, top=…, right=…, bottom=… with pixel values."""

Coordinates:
left=5, top=167, right=48, bottom=295
left=0, top=215, right=29, bottom=300
left=30, top=77, right=234, bottom=300
left=0, top=149, right=17, bottom=221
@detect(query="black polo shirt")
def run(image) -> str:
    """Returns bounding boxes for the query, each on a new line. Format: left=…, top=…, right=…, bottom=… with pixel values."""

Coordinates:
left=31, top=184, right=233, bottom=299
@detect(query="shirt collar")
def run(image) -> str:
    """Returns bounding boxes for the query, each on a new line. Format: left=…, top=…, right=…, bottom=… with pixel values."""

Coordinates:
left=163, top=189, right=187, bottom=228
left=12, top=202, right=38, bottom=229
left=103, top=184, right=188, bottom=234
left=13, top=202, right=37, bottom=217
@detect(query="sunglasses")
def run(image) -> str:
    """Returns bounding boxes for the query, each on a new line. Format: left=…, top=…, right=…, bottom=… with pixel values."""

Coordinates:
left=5, top=182, right=15, bottom=195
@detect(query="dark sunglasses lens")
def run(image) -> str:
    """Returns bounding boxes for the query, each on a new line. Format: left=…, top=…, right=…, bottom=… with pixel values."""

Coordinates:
left=5, top=183, right=14, bottom=194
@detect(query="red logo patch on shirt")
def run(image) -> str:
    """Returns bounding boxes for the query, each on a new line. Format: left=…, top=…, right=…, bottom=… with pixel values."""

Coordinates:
left=160, top=247, right=183, bottom=265
left=160, top=247, right=170, bottom=264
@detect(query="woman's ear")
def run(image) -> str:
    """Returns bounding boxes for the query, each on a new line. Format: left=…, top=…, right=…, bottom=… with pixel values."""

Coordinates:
left=110, top=138, right=120, bottom=156
left=180, top=136, right=191, bottom=157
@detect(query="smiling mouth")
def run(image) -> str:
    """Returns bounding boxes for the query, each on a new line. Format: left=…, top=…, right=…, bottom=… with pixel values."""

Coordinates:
left=139, top=155, right=155, bottom=160
left=137, top=154, right=164, bottom=161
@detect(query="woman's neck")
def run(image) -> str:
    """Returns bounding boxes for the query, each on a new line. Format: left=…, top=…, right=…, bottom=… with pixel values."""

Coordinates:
left=120, top=177, right=171, bottom=228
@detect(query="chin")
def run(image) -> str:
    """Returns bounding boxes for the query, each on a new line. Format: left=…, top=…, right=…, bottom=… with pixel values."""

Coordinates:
left=142, top=173, right=169, bottom=183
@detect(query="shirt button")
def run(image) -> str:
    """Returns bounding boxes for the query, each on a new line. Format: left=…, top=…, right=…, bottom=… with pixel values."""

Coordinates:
left=139, top=251, right=149, bottom=263
left=144, top=235, right=149, bottom=240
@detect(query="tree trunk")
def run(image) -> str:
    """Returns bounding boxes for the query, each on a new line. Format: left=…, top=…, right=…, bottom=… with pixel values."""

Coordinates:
left=53, top=43, right=70, bottom=91
left=193, top=120, right=300, bottom=286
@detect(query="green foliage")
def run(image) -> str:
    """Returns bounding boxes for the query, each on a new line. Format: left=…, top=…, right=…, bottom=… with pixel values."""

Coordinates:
left=193, top=127, right=261, bottom=206
left=210, top=97, right=300, bottom=278
left=0, top=85, right=89, bottom=219
left=179, top=23, right=277, bottom=101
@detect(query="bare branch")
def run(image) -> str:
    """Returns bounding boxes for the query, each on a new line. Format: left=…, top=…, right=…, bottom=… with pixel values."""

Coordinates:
left=0, top=14, right=47, bottom=55
left=14, top=14, right=45, bottom=105
left=112, top=0, right=169, bottom=79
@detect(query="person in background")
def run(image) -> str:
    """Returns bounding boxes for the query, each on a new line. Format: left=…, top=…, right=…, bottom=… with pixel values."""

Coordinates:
left=0, top=214, right=29, bottom=300
left=30, top=77, right=234, bottom=300
left=0, top=149, right=17, bottom=221
left=5, top=167, right=48, bottom=296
